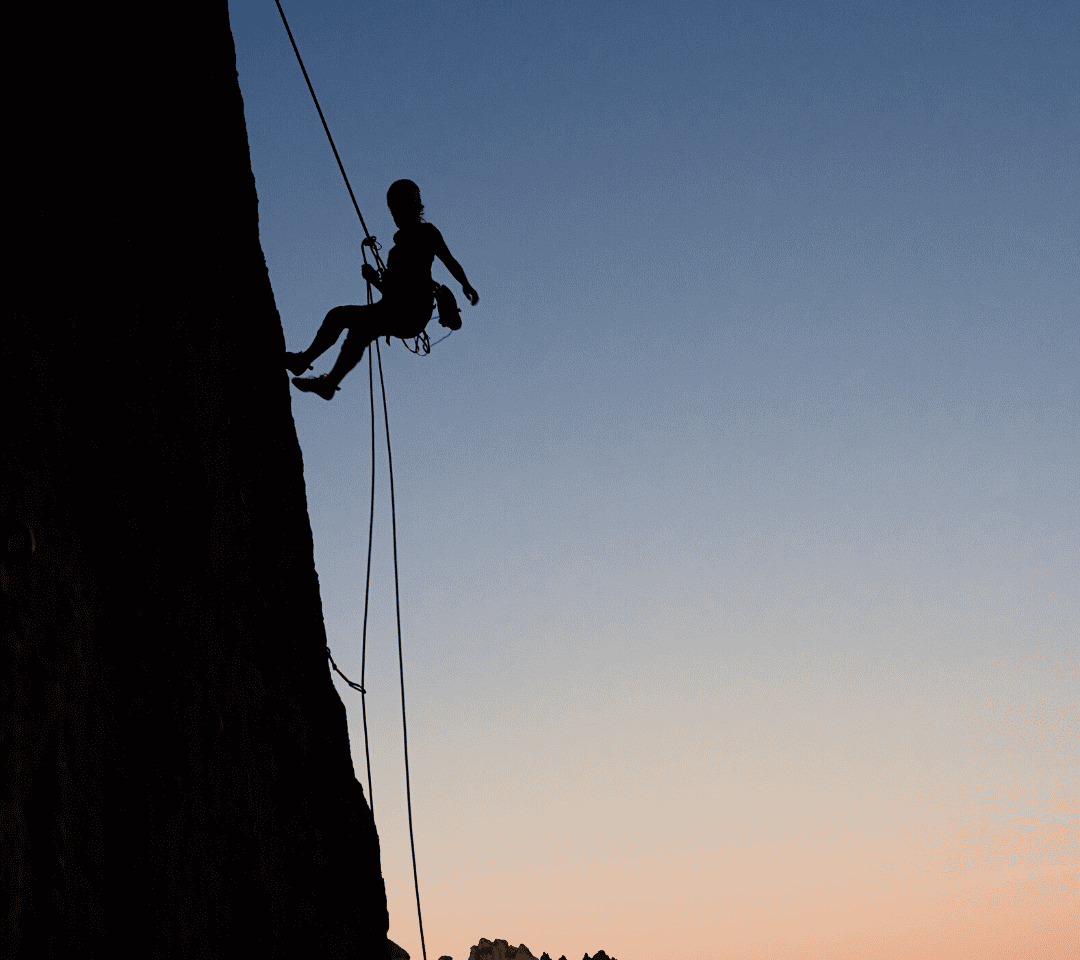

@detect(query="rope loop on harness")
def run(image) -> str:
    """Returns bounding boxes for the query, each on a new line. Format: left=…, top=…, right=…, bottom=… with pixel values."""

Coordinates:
left=401, top=330, right=432, bottom=355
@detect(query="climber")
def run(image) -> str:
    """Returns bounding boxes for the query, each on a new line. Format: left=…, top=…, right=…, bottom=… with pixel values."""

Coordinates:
left=285, top=179, right=480, bottom=399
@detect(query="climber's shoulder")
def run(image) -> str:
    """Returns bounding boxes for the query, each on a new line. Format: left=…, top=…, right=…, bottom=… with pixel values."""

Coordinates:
left=395, top=222, right=441, bottom=245
left=424, top=222, right=452, bottom=257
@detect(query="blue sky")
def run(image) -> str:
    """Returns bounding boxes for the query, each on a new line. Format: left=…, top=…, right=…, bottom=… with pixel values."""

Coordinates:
left=228, top=2, right=1077, bottom=958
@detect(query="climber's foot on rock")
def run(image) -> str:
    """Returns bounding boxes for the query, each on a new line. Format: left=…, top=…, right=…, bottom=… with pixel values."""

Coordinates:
left=292, top=375, right=338, bottom=401
left=285, top=351, right=312, bottom=376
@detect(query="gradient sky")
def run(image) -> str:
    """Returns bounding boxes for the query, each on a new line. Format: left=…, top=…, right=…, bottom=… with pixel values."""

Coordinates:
left=227, top=2, right=1077, bottom=958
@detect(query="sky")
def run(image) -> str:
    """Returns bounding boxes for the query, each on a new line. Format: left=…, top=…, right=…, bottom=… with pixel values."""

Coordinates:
left=226, top=2, right=1077, bottom=958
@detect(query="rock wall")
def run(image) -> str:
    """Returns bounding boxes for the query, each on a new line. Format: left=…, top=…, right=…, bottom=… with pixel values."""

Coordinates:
left=4, top=2, right=388, bottom=955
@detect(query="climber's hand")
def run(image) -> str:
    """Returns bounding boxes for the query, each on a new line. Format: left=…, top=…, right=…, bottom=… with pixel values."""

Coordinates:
left=463, top=284, right=479, bottom=306
left=361, top=264, right=380, bottom=285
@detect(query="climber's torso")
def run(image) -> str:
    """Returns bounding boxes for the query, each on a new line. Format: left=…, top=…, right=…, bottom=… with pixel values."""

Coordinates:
left=383, top=222, right=439, bottom=305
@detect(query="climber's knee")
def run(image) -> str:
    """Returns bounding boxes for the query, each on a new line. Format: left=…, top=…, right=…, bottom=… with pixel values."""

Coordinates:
left=324, top=304, right=359, bottom=337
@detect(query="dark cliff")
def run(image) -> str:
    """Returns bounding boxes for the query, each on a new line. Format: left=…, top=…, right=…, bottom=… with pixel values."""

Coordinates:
left=4, top=2, right=388, bottom=955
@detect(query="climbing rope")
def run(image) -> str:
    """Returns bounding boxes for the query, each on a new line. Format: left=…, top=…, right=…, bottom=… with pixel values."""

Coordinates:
left=272, top=4, right=428, bottom=959
left=273, top=0, right=382, bottom=264
left=375, top=337, right=429, bottom=960
left=360, top=344, right=378, bottom=814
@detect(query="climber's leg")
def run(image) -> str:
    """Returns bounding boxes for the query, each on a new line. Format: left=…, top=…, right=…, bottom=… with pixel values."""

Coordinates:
left=292, top=303, right=387, bottom=400
left=285, top=305, right=357, bottom=375
left=324, top=323, right=374, bottom=389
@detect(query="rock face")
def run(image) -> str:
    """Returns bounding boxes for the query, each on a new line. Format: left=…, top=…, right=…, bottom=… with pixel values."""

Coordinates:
left=5, top=2, right=389, bottom=956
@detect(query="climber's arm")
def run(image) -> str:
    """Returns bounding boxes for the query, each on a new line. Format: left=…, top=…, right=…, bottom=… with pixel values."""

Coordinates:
left=431, top=226, right=479, bottom=305
left=361, top=263, right=384, bottom=293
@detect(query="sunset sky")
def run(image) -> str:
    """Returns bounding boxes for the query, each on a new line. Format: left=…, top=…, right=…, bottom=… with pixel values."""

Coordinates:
left=227, top=2, right=1076, bottom=958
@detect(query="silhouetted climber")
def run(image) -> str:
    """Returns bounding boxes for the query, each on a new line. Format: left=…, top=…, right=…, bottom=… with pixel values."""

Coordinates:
left=285, top=179, right=479, bottom=399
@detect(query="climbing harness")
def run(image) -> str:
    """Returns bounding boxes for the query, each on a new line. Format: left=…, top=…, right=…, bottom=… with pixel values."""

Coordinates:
left=398, top=285, right=462, bottom=354
left=273, top=4, right=430, bottom=958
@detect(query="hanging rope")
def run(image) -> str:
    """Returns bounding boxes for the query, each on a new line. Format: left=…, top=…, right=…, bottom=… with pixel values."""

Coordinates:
left=272, top=4, right=427, bottom=958
left=360, top=345, right=377, bottom=814
left=273, top=0, right=381, bottom=264
left=376, top=338, right=429, bottom=960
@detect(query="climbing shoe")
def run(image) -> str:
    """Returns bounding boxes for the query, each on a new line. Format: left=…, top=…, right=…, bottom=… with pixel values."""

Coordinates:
left=285, top=351, right=312, bottom=376
left=292, top=375, right=338, bottom=400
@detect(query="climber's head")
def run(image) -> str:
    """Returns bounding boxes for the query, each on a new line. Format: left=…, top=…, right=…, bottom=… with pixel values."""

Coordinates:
left=387, top=179, right=424, bottom=227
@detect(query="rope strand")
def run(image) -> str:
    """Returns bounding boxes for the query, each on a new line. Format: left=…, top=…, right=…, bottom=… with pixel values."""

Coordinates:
left=327, top=646, right=365, bottom=695
left=376, top=338, right=428, bottom=960
left=359, top=345, right=377, bottom=815
left=273, top=0, right=379, bottom=262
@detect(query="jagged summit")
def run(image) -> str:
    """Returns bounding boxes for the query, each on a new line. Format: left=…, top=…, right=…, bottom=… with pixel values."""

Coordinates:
left=449, top=939, right=616, bottom=960
left=468, top=939, right=538, bottom=960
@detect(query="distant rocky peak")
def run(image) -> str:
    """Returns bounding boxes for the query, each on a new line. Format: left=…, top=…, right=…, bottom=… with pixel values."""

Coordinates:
left=460, top=939, right=616, bottom=960
left=468, top=939, right=538, bottom=960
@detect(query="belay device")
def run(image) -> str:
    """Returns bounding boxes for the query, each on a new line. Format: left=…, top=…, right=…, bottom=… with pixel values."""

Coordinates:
left=434, top=283, right=462, bottom=330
